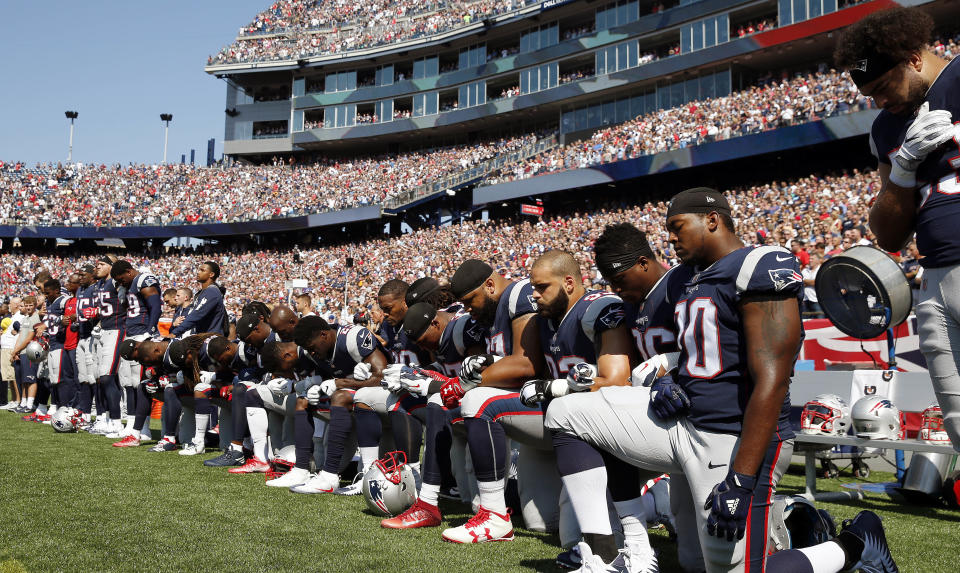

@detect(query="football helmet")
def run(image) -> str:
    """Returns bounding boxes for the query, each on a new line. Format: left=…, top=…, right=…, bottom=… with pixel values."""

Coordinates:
left=768, top=495, right=837, bottom=552
left=51, top=407, right=82, bottom=433
left=800, top=394, right=851, bottom=436
left=851, top=395, right=904, bottom=440
left=24, top=338, right=49, bottom=362
left=919, top=403, right=950, bottom=443
left=362, top=451, right=417, bottom=517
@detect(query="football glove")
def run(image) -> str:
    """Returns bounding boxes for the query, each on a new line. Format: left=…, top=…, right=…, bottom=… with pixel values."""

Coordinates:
left=218, top=386, right=232, bottom=400
left=306, top=385, right=324, bottom=406
left=294, top=375, right=323, bottom=398
left=398, top=369, right=432, bottom=397
left=649, top=375, right=691, bottom=419
left=353, top=361, right=373, bottom=381
left=566, top=362, right=598, bottom=392
left=458, top=354, right=495, bottom=388
left=630, top=352, right=680, bottom=387
left=705, top=471, right=757, bottom=542
left=266, top=377, right=293, bottom=396
left=520, top=378, right=569, bottom=407
left=440, top=377, right=466, bottom=409
left=143, top=379, right=160, bottom=394
left=891, top=102, right=956, bottom=187
left=81, top=307, right=99, bottom=320
left=319, top=378, right=338, bottom=396
left=159, top=376, right=177, bottom=389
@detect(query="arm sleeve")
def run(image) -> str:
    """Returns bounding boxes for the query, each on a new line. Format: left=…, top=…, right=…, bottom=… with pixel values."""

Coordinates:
left=145, top=293, right=162, bottom=332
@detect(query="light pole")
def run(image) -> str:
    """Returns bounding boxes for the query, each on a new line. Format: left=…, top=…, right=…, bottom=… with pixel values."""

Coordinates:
left=160, top=113, right=173, bottom=163
left=65, top=111, right=78, bottom=162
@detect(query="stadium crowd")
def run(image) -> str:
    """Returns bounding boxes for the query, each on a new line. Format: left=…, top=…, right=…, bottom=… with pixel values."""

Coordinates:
left=208, top=0, right=535, bottom=65
left=1, top=63, right=896, bottom=228
left=0, top=167, right=887, bottom=322
left=0, top=135, right=538, bottom=227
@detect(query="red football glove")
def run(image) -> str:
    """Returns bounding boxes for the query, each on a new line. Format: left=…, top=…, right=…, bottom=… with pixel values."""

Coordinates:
left=81, top=307, right=99, bottom=320
left=440, top=377, right=466, bottom=409
left=219, top=386, right=232, bottom=400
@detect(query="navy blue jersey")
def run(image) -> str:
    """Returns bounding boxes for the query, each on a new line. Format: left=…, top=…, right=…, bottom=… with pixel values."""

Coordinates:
left=434, top=310, right=486, bottom=377
left=294, top=346, right=331, bottom=379
left=537, top=291, right=625, bottom=378
left=74, top=284, right=97, bottom=339
left=486, top=279, right=538, bottom=357
left=171, top=284, right=226, bottom=337
left=674, top=246, right=802, bottom=437
left=870, top=56, right=960, bottom=268
left=378, top=321, right=431, bottom=366
left=43, top=293, right=70, bottom=351
left=123, top=273, right=161, bottom=336
left=93, top=278, right=125, bottom=331
left=159, top=343, right=180, bottom=376
left=197, top=338, right=219, bottom=373
left=326, top=325, right=379, bottom=377
left=625, top=265, right=696, bottom=361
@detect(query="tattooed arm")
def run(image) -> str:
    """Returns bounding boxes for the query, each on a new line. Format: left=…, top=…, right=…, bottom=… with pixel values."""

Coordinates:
left=734, top=292, right=801, bottom=476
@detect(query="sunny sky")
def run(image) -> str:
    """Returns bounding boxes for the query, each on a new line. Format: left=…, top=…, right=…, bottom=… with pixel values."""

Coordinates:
left=0, top=1, right=269, bottom=167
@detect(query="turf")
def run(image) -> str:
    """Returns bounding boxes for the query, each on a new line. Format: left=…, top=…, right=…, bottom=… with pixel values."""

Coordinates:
left=0, top=413, right=957, bottom=572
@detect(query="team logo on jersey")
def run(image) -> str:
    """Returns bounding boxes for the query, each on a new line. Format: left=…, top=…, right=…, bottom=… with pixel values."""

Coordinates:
left=853, top=59, right=868, bottom=72
left=634, top=315, right=649, bottom=328
left=768, top=269, right=802, bottom=292
left=359, top=330, right=374, bottom=351
left=597, top=305, right=625, bottom=330
left=526, top=295, right=539, bottom=311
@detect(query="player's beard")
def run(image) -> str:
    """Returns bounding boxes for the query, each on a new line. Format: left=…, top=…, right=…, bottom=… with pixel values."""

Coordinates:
left=474, top=294, right=498, bottom=326
left=538, top=290, right=569, bottom=321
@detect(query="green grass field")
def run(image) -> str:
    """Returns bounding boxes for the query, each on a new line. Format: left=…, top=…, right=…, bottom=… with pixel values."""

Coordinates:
left=0, top=413, right=957, bottom=572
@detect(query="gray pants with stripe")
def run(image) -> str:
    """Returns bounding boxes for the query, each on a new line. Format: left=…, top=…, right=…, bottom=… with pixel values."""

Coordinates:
left=917, top=263, right=960, bottom=451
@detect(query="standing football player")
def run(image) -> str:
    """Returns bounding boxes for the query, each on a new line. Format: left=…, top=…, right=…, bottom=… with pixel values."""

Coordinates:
left=836, top=6, right=960, bottom=453
left=73, top=266, right=99, bottom=427
left=110, top=260, right=162, bottom=445
left=170, top=262, right=226, bottom=338
left=88, top=256, right=126, bottom=437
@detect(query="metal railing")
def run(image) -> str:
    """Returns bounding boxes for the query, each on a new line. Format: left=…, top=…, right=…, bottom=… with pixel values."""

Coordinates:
left=383, top=135, right=558, bottom=209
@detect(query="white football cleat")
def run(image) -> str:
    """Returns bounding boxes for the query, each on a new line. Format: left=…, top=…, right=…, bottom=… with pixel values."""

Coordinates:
left=179, top=441, right=205, bottom=456
left=265, top=467, right=310, bottom=488
left=290, top=471, right=339, bottom=494
left=573, top=542, right=610, bottom=572
left=441, top=506, right=513, bottom=543
left=610, top=540, right=659, bottom=573
left=333, top=472, right=364, bottom=496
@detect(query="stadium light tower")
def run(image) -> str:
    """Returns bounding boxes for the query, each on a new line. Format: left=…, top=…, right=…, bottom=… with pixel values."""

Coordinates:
left=160, top=113, right=173, bottom=163
left=65, top=111, right=78, bottom=162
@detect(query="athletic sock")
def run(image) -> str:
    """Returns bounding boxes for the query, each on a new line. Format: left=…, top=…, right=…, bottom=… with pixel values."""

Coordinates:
left=359, top=446, right=379, bottom=470
left=246, top=407, right=270, bottom=461
left=562, top=466, right=612, bottom=535
left=797, top=542, right=847, bottom=573
left=229, top=442, right=243, bottom=453
left=294, top=410, right=315, bottom=471
left=614, top=498, right=650, bottom=551
left=420, top=482, right=441, bottom=506
left=193, top=414, right=209, bottom=445
left=26, top=397, right=35, bottom=408
left=477, top=478, right=507, bottom=515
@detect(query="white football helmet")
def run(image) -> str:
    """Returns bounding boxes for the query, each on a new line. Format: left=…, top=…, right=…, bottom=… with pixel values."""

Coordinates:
left=851, top=395, right=903, bottom=440
left=919, top=403, right=950, bottom=443
left=25, top=339, right=49, bottom=362
left=51, top=407, right=81, bottom=433
left=800, top=394, right=851, bottom=436
left=362, top=451, right=417, bottom=517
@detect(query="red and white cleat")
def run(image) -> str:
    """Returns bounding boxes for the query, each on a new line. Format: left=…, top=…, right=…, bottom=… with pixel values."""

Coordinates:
left=112, top=434, right=141, bottom=448
left=381, top=499, right=442, bottom=529
left=441, top=506, right=513, bottom=543
left=228, top=457, right=270, bottom=474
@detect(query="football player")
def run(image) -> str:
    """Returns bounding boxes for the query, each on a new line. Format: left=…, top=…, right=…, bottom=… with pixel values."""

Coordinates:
left=837, top=7, right=960, bottom=454
left=439, top=259, right=545, bottom=544
left=73, top=266, right=99, bottom=427
left=282, top=316, right=388, bottom=493
left=110, top=260, right=162, bottom=444
left=36, top=279, right=79, bottom=420
left=169, top=261, right=226, bottom=338
left=87, top=255, right=126, bottom=438
left=268, top=305, right=299, bottom=342
left=380, top=301, right=486, bottom=529
left=202, top=335, right=264, bottom=467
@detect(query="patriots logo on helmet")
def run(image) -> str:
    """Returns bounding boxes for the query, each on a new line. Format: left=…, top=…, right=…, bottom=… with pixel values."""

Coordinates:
left=367, top=478, right=390, bottom=514
left=768, top=268, right=802, bottom=292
